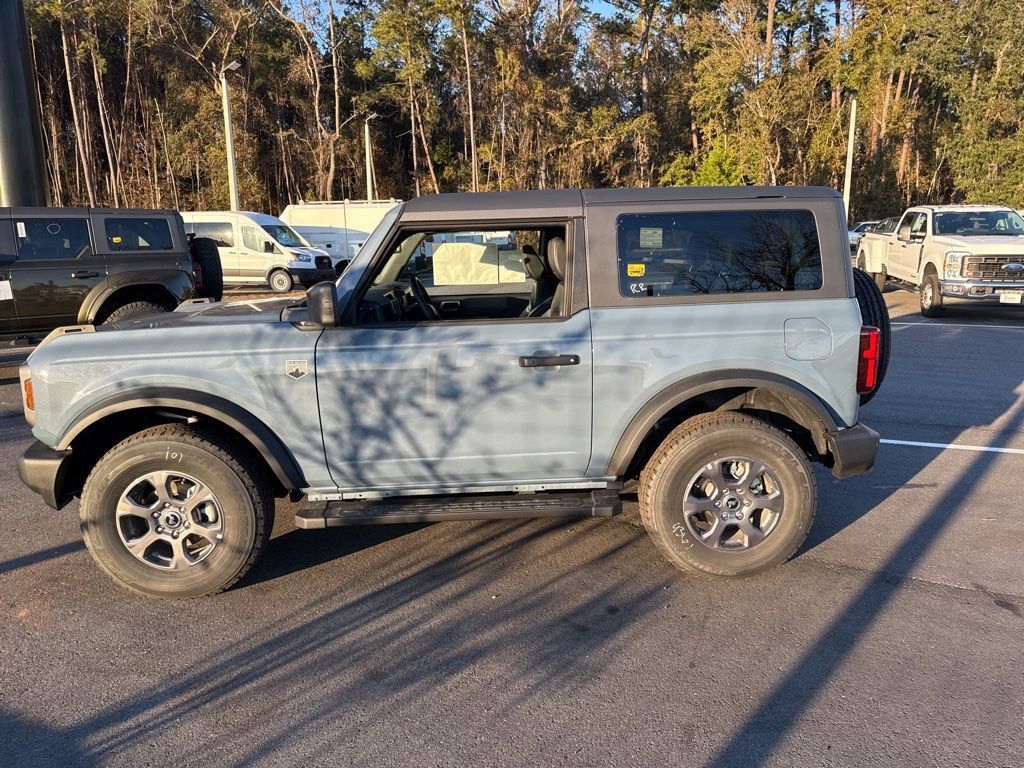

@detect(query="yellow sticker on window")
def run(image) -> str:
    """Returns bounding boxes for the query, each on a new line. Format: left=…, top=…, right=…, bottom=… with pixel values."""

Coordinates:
left=112, top=236, right=122, bottom=243
left=627, top=263, right=646, bottom=278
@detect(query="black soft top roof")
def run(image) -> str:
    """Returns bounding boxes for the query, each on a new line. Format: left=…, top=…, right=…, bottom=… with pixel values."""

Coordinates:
left=399, top=186, right=841, bottom=221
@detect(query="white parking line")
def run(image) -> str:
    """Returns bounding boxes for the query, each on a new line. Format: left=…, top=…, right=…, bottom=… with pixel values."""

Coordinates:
left=891, top=322, right=1024, bottom=330
left=881, top=438, right=1024, bottom=456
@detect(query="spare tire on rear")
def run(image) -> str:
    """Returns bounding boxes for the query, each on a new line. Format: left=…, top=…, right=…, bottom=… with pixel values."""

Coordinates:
left=852, top=267, right=891, bottom=405
left=189, top=236, right=224, bottom=301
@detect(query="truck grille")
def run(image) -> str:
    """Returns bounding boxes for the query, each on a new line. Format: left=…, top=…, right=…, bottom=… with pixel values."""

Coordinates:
left=962, top=255, right=1024, bottom=282
left=315, top=255, right=332, bottom=271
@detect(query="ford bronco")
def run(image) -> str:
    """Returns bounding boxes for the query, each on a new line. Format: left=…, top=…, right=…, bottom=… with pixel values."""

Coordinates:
left=17, top=187, right=884, bottom=598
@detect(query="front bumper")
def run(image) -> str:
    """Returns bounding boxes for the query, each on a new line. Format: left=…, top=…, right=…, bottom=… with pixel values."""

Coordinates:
left=826, top=423, right=879, bottom=479
left=292, top=268, right=337, bottom=287
left=939, top=280, right=1024, bottom=304
left=17, top=441, right=74, bottom=510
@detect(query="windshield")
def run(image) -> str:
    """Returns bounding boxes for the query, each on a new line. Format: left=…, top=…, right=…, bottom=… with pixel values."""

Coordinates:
left=261, top=223, right=307, bottom=248
left=933, top=210, right=1024, bottom=236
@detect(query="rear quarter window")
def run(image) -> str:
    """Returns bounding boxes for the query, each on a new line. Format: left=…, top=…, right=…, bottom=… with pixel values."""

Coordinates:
left=105, top=218, right=174, bottom=251
left=187, top=221, right=234, bottom=248
left=616, top=209, right=823, bottom=298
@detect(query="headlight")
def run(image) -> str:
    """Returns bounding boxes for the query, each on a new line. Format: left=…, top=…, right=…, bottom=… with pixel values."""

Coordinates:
left=295, top=253, right=311, bottom=262
left=943, top=250, right=968, bottom=279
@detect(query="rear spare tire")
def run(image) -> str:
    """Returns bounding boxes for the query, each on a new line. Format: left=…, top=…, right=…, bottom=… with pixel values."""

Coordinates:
left=852, top=267, right=891, bottom=405
left=189, top=236, right=224, bottom=301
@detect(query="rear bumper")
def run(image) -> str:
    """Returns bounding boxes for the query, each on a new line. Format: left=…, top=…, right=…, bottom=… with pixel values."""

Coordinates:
left=939, top=280, right=1024, bottom=303
left=826, top=423, right=879, bottom=478
left=17, top=441, right=73, bottom=510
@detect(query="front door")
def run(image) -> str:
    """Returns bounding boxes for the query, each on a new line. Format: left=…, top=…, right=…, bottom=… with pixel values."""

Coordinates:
left=316, top=313, right=593, bottom=490
left=9, top=215, right=102, bottom=332
left=315, top=222, right=593, bottom=491
left=889, top=211, right=926, bottom=280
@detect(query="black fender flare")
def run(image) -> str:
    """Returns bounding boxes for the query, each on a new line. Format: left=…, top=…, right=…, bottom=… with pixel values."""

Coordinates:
left=604, top=370, right=842, bottom=477
left=78, top=271, right=195, bottom=323
left=56, top=388, right=306, bottom=490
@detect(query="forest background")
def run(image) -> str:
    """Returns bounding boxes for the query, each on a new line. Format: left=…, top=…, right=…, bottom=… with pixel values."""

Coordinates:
left=24, top=0, right=1024, bottom=220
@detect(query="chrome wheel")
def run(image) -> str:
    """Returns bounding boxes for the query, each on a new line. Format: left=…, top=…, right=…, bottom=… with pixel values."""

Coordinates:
left=922, top=281, right=934, bottom=309
left=115, top=471, right=224, bottom=570
left=678, top=456, right=783, bottom=551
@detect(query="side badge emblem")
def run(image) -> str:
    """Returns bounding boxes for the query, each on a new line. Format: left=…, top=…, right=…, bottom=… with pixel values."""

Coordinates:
left=286, top=360, right=308, bottom=379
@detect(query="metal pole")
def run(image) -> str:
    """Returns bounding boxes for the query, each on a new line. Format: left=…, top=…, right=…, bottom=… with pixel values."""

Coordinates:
left=0, top=0, right=49, bottom=207
left=364, top=117, right=374, bottom=201
left=842, top=94, right=858, bottom=220
left=221, top=69, right=239, bottom=211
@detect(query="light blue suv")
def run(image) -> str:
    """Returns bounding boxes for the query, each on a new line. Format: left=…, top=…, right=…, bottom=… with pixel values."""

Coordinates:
left=17, top=187, right=884, bottom=598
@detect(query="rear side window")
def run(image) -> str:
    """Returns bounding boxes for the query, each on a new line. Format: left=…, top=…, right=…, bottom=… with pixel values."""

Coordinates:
left=188, top=221, right=234, bottom=248
left=15, top=218, right=91, bottom=260
left=105, top=218, right=173, bottom=251
left=616, top=210, right=823, bottom=298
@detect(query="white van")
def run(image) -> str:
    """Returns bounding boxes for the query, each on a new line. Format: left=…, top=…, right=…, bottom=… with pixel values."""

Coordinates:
left=280, top=200, right=400, bottom=238
left=291, top=225, right=368, bottom=271
left=181, top=211, right=336, bottom=293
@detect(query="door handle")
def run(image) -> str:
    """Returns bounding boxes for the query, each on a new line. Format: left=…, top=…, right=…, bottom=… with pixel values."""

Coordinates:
left=519, top=354, right=580, bottom=368
left=71, top=270, right=100, bottom=279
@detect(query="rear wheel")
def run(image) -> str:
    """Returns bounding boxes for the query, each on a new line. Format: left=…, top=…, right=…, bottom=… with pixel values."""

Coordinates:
left=852, top=267, right=891, bottom=404
left=920, top=271, right=944, bottom=317
left=268, top=269, right=293, bottom=293
left=639, top=412, right=816, bottom=579
left=80, top=424, right=272, bottom=599
left=97, top=300, right=168, bottom=325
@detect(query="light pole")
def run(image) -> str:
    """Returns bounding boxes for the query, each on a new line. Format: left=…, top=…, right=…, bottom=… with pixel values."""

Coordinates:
left=842, top=92, right=858, bottom=221
left=364, top=113, right=377, bottom=201
left=220, top=60, right=241, bottom=211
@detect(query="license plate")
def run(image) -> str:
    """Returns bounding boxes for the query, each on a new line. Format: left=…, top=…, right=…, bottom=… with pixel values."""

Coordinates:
left=999, top=290, right=1023, bottom=304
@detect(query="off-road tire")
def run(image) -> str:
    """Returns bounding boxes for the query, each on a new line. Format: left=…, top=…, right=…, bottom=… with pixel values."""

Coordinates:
left=919, top=271, right=944, bottom=318
left=189, top=236, right=224, bottom=301
left=80, top=424, right=273, bottom=599
left=268, top=269, right=293, bottom=293
left=852, top=267, right=891, bottom=404
left=97, top=300, right=169, bottom=325
left=639, top=412, right=816, bottom=579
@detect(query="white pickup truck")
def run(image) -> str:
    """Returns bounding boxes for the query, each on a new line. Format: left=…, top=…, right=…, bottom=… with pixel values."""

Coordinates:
left=856, top=205, right=1024, bottom=316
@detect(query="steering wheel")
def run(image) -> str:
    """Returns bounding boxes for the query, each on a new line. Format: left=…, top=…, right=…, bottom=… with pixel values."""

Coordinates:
left=407, top=275, right=440, bottom=320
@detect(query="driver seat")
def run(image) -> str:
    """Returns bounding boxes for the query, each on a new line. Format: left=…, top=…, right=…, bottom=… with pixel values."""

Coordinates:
left=523, top=237, right=567, bottom=318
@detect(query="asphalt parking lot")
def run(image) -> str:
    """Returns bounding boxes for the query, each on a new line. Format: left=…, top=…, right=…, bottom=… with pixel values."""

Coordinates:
left=1, top=288, right=1022, bottom=767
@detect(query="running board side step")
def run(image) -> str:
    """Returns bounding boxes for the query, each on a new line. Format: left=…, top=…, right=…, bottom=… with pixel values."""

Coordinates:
left=295, top=490, right=621, bottom=529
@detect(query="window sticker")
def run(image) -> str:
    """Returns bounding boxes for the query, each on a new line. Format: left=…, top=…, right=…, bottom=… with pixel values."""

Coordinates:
left=16, top=222, right=25, bottom=238
left=639, top=227, right=663, bottom=249
left=112, top=236, right=123, bottom=244
left=626, top=263, right=646, bottom=278
left=0, top=280, right=12, bottom=301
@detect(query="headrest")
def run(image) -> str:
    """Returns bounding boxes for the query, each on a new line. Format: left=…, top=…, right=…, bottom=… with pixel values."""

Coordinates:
left=522, top=246, right=545, bottom=280
left=546, top=237, right=567, bottom=280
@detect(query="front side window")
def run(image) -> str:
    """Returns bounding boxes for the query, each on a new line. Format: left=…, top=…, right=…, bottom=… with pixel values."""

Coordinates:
left=189, top=222, right=234, bottom=248
left=616, top=210, right=823, bottom=298
left=261, top=224, right=305, bottom=248
left=358, top=225, right=566, bottom=323
left=897, top=212, right=925, bottom=240
left=105, top=218, right=173, bottom=251
left=15, top=218, right=91, bottom=261
left=242, top=226, right=267, bottom=252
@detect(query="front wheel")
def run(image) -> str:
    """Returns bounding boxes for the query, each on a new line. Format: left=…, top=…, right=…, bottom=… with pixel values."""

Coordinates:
left=80, top=425, right=272, bottom=598
left=639, top=412, right=816, bottom=578
left=919, top=272, right=944, bottom=317
left=268, top=269, right=293, bottom=293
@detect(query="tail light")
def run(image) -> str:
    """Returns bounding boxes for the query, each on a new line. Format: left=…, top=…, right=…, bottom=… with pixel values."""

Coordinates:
left=192, top=260, right=205, bottom=291
left=857, top=326, right=881, bottom=395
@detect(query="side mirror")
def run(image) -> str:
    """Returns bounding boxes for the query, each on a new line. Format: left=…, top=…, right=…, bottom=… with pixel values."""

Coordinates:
left=306, top=282, right=338, bottom=327
left=263, top=241, right=275, bottom=253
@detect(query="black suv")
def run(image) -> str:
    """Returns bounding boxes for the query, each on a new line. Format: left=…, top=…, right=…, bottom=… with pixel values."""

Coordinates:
left=1, top=207, right=221, bottom=337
